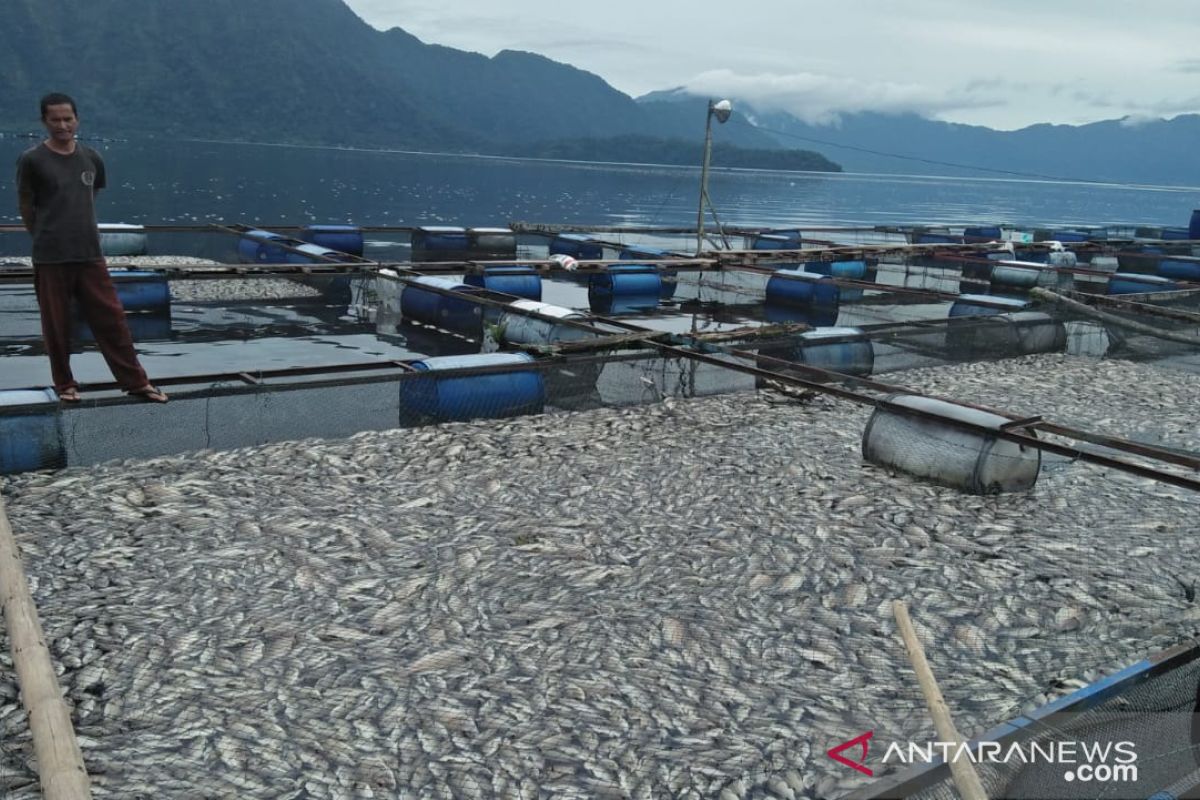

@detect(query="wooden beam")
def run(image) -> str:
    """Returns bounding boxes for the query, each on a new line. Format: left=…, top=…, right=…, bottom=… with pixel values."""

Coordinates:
left=0, top=495, right=92, bottom=799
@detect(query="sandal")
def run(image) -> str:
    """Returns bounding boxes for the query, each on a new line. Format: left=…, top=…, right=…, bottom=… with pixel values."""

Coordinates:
left=126, top=385, right=169, bottom=404
left=57, top=387, right=82, bottom=403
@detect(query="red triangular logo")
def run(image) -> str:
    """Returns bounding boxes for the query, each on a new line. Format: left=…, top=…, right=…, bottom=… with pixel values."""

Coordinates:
left=827, top=731, right=874, bottom=776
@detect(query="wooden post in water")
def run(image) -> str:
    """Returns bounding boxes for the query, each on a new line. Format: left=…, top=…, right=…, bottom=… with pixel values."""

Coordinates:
left=0, top=494, right=92, bottom=800
left=893, top=600, right=989, bottom=800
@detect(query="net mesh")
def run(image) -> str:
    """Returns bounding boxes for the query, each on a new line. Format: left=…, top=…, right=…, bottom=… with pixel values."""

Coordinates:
left=0, top=244, right=1199, bottom=800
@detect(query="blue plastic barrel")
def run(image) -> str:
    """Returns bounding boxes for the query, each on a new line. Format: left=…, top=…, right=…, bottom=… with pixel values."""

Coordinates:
left=467, top=227, right=517, bottom=259
left=792, top=327, right=874, bottom=376
left=400, top=277, right=483, bottom=335
left=550, top=234, right=603, bottom=260
left=589, top=265, right=662, bottom=301
left=285, top=243, right=354, bottom=265
left=400, top=353, right=545, bottom=422
left=77, top=311, right=172, bottom=344
left=949, top=294, right=1029, bottom=317
left=619, top=246, right=677, bottom=299
left=620, top=245, right=668, bottom=260
left=804, top=260, right=867, bottom=280
left=1117, top=244, right=1164, bottom=273
left=302, top=225, right=364, bottom=257
left=238, top=229, right=288, bottom=263
left=411, top=226, right=468, bottom=252
left=110, top=270, right=170, bottom=311
left=912, top=232, right=962, bottom=244
left=963, top=226, right=1001, bottom=241
left=1190, top=210, right=1200, bottom=240
left=589, top=294, right=661, bottom=314
left=0, top=389, right=65, bottom=474
left=752, top=234, right=796, bottom=250
left=99, top=223, right=148, bottom=257
left=765, top=269, right=840, bottom=307
left=1156, top=259, right=1200, bottom=280
left=1047, top=230, right=1089, bottom=243
left=763, top=303, right=839, bottom=326
left=1107, top=273, right=1180, bottom=294
left=464, top=266, right=542, bottom=300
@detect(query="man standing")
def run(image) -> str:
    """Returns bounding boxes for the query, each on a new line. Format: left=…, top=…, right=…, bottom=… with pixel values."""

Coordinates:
left=16, top=92, right=166, bottom=403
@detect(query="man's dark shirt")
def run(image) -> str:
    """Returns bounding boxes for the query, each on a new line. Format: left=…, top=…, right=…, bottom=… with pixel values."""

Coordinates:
left=16, top=142, right=106, bottom=264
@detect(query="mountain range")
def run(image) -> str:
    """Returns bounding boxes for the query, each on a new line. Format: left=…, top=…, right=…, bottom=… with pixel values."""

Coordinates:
left=2, top=0, right=1196, bottom=185
left=730, top=105, right=1200, bottom=186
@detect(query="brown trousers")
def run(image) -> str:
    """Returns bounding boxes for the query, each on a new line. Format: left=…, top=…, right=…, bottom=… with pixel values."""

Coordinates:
left=33, top=260, right=148, bottom=393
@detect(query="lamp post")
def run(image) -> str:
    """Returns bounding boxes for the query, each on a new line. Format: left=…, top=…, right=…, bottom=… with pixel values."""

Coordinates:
left=696, top=98, right=732, bottom=255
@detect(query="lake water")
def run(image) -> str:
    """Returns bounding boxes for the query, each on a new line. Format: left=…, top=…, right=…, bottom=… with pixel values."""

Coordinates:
left=2, top=136, right=1198, bottom=419
left=1, top=137, right=1198, bottom=235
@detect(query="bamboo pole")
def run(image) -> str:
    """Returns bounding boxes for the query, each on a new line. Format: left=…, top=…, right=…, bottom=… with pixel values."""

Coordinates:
left=892, top=601, right=989, bottom=800
left=0, top=493, right=92, bottom=800
left=1059, top=289, right=1200, bottom=325
left=1030, top=287, right=1200, bottom=346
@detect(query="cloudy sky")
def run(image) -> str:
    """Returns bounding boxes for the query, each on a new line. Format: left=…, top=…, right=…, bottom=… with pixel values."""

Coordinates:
left=343, top=0, right=1200, bottom=130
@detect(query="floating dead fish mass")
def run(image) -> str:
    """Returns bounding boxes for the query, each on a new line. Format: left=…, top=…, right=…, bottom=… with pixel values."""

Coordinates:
left=0, top=354, right=1197, bottom=799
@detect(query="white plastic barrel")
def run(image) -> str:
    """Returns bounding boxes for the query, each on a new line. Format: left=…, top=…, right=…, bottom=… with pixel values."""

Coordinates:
left=989, top=260, right=1069, bottom=290
left=792, top=327, right=874, bottom=376
left=1001, top=311, right=1066, bottom=354
left=491, top=300, right=591, bottom=345
left=862, top=394, right=1041, bottom=494
left=99, top=223, right=148, bottom=257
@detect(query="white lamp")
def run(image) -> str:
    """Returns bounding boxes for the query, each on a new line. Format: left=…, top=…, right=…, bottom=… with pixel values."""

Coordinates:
left=697, top=99, right=732, bottom=254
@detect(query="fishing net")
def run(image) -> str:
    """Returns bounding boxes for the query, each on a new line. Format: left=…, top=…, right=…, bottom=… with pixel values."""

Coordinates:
left=1, top=235, right=1199, bottom=800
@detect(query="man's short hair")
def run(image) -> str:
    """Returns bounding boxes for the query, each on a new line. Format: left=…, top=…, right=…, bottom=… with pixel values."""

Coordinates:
left=40, top=93, right=77, bottom=120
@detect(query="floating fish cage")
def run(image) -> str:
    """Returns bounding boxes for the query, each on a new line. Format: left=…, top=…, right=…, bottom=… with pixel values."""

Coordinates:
left=1, top=214, right=1199, bottom=480
left=3, top=216, right=1200, bottom=800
